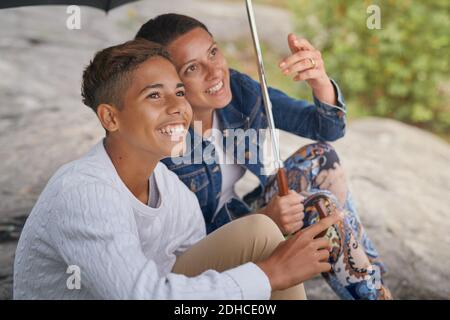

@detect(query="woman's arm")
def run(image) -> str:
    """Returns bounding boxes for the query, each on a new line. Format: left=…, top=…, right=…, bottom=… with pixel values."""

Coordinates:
left=269, top=83, right=346, bottom=142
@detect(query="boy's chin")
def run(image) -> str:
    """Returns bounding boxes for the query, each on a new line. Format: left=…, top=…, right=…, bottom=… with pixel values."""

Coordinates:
left=165, top=142, right=186, bottom=158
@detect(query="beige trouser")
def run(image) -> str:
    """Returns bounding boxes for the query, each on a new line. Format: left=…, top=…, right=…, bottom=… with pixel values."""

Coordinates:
left=172, top=214, right=307, bottom=300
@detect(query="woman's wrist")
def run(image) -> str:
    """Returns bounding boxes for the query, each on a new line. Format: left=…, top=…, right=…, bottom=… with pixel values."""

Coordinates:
left=311, top=77, right=337, bottom=106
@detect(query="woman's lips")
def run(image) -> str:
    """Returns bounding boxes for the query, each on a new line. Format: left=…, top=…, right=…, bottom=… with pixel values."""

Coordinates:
left=205, top=80, right=224, bottom=95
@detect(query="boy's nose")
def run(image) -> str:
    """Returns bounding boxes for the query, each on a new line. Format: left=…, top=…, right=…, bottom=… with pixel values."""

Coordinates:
left=167, top=96, right=188, bottom=116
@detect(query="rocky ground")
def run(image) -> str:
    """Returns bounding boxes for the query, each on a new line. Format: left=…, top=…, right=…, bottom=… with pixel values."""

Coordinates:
left=1, top=1, right=449, bottom=300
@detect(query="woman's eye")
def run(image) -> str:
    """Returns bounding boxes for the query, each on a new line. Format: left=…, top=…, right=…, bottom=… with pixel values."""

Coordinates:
left=186, top=64, right=197, bottom=74
left=147, top=92, right=160, bottom=99
left=210, top=47, right=218, bottom=57
left=176, top=91, right=185, bottom=97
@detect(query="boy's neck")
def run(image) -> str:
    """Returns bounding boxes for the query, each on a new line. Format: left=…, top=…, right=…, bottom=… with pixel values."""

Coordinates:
left=103, top=137, right=158, bottom=205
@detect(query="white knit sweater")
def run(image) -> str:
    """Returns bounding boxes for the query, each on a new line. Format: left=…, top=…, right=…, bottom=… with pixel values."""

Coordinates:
left=13, top=141, right=271, bottom=300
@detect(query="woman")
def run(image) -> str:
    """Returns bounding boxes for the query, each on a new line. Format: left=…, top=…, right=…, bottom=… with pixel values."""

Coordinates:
left=14, top=39, right=341, bottom=300
left=135, top=14, right=392, bottom=299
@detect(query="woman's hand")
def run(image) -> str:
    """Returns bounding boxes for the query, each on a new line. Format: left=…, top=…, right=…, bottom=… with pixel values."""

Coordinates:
left=260, top=190, right=305, bottom=235
left=279, top=33, right=337, bottom=105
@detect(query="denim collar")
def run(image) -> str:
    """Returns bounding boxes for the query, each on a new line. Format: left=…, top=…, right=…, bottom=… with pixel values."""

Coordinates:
left=188, top=99, right=250, bottom=150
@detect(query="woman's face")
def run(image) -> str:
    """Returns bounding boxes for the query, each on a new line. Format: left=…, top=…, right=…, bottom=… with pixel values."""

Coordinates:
left=116, top=56, right=192, bottom=159
left=167, top=27, right=232, bottom=113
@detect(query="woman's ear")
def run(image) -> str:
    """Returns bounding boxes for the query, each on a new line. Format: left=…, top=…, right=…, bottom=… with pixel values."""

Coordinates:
left=97, top=104, right=119, bottom=133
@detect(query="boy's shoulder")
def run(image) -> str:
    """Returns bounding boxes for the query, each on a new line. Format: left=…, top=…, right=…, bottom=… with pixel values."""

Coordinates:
left=44, top=142, right=121, bottom=198
left=153, top=161, right=196, bottom=200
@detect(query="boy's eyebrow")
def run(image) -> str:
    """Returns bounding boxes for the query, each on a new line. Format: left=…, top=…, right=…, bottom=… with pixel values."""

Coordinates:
left=139, top=83, right=185, bottom=95
left=139, top=83, right=162, bottom=94
left=180, top=42, right=217, bottom=69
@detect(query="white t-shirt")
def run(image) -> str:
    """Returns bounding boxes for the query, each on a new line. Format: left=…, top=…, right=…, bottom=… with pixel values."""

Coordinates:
left=207, top=112, right=245, bottom=213
left=13, top=140, right=270, bottom=300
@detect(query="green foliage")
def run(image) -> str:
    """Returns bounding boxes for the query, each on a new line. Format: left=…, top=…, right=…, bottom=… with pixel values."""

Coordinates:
left=288, top=0, right=450, bottom=134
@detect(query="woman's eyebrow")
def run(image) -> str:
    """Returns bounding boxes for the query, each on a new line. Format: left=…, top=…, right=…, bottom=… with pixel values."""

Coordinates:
left=207, top=42, right=217, bottom=52
left=180, top=42, right=217, bottom=69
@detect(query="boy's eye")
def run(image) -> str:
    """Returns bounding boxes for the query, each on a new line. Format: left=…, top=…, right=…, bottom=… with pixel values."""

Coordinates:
left=176, top=90, right=185, bottom=97
left=147, top=92, right=160, bottom=99
left=210, top=47, right=218, bottom=57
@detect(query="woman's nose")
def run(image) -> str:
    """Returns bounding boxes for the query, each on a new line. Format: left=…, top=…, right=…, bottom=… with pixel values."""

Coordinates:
left=205, top=62, right=222, bottom=80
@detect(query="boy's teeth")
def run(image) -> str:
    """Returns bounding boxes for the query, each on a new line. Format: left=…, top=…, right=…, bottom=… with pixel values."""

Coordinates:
left=206, top=81, right=223, bottom=94
left=158, top=125, right=186, bottom=136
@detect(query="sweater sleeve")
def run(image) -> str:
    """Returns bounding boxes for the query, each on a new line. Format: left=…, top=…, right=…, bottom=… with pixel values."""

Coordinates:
left=49, top=182, right=270, bottom=300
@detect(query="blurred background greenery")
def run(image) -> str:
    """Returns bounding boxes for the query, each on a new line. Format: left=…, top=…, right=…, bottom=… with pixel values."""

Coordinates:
left=223, top=0, right=450, bottom=141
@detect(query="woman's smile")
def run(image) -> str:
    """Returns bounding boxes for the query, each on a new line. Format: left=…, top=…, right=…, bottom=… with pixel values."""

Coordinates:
left=205, top=80, right=224, bottom=95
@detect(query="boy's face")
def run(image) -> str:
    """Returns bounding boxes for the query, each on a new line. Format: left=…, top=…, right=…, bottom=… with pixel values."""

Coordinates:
left=114, top=56, right=192, bottom=159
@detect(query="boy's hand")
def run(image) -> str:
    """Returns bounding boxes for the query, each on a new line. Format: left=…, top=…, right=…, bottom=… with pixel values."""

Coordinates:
left=256, top=211, right=343, bottom=291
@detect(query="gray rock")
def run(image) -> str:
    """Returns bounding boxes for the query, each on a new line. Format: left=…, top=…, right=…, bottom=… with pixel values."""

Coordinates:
left=1, top=1, right=449, bottom=300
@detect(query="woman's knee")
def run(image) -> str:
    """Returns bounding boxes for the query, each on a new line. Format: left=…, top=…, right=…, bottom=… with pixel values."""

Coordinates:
left=296, top=142, right=340, bottom=171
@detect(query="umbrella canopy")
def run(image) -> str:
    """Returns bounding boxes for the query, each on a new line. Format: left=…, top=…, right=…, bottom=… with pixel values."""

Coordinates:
left=0, top=0, right=140, bottom=12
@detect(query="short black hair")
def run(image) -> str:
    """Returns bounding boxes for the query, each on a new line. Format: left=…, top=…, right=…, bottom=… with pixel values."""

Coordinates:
left=81, top=38, right=171, bottom=112
left=135, top=13, right=211, bottom=46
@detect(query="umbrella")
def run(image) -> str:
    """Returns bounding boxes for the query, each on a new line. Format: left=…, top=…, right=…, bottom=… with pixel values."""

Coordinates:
left=0, top=0, right=140, bottom=13
left=245, top=0, right=289, bottom=196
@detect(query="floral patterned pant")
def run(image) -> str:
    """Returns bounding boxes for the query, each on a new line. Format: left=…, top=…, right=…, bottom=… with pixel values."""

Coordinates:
left=248, top=142, right=392, bottom=300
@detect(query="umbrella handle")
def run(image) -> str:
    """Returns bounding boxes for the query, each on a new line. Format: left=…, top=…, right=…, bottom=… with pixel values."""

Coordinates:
left=277, top=168, right=289, bottom=196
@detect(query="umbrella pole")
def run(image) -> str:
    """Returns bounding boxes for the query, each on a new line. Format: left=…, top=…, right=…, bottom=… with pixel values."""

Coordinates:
left=245, top=0, right=289, bottom=196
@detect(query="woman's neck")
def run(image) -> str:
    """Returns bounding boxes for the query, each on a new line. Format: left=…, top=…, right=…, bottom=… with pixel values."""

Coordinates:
left=104, top=137, right=158, bottom=205
left=192, top=109, right=214, bottom=137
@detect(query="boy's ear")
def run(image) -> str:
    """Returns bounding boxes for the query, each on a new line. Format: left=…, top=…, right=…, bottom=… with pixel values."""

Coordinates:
left=97, top=104, right=119, bottom=133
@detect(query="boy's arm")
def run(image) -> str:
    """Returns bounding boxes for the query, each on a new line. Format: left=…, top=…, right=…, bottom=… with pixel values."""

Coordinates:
left=50, top=183, right=270, bottom=300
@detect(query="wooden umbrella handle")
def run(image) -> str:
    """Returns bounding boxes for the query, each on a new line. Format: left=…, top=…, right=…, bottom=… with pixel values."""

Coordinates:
left=277, top=168, right=289, bottom=196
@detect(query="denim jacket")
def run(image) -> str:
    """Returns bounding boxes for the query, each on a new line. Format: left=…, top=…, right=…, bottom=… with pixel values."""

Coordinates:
left=162, top=69, right=346, bottom=233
